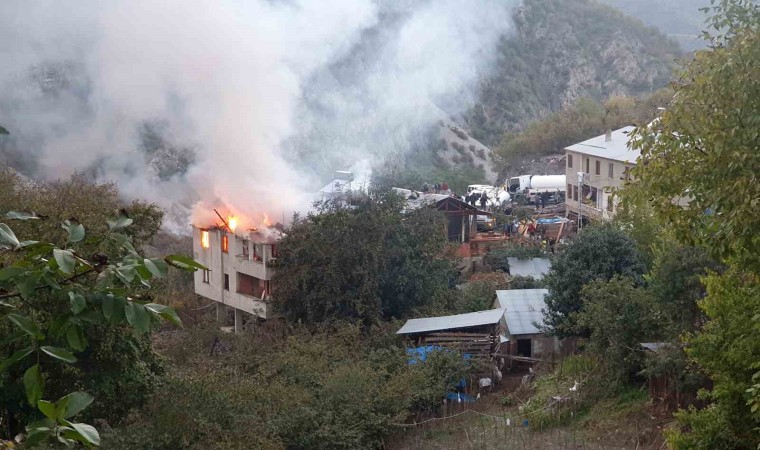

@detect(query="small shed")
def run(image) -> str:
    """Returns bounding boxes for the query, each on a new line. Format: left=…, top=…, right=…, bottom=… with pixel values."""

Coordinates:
left=494, top=289, right=559, bottom=359
left=395, top=188, right=485, bottom=244
left=506, top=257, right=551, bottom=280
left=397, top=309, right=505, bottom=358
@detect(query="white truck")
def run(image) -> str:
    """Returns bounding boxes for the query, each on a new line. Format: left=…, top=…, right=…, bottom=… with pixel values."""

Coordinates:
left=507, top=175, right=566, bottom=203
left=465, top=184, right=511, bottom=209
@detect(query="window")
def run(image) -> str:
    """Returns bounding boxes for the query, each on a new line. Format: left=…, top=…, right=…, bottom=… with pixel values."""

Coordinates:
left=200, top=230, right=210, bottom=249
left=608, top=163, right=614, bottom=178
left=623, top=166, right=631, bottom=181
left=567, top=154, right=573, bottom=168
left=572, top=185, right=578, bottom=201
left=223, top=273, right=229, bottom=290
left=271, top=244, right=279, bottom=258
left=242, top=240, right=249, bottom=258
left=585, top=158, right=590, bottom=174
left=221, top=235, right=229, bottom=253
left=567, top=184, right=572, bottom=198
left=202, top=269, right=210, bottom=284
left=595, top=160, right=600, bottom=175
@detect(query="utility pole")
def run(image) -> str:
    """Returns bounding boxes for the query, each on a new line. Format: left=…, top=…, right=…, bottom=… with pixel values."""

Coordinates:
left=577, top=171, right=586, bottom=230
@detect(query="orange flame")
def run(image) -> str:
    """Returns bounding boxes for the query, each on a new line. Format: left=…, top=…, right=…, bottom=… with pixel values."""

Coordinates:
left=228, top=215, right=238, bottom=233
left=201, top=230, right=210, bottom=248
left=262, top=213, right=271, bottom=227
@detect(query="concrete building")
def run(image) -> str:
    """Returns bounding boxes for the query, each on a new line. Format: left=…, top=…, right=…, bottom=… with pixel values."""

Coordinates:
left=564, top=126, right=639, bottom=221
left=192, top=226, right=283, bottom=331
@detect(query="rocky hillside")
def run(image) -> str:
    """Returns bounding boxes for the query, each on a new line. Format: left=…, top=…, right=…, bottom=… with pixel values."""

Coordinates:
left=465, top=0, right=682, bottom=147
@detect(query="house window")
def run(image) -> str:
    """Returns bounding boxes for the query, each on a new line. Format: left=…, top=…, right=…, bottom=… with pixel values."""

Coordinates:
left=200, top=230, right=210, bottom=249
left=221, top=235, right=229, bottom=253
left=202, top=269, right=210, bottom=284
left=567, top=154, right=573, bottom=168
left=224, top=273, right=229, bottom=290
left=608, top=163, right=614, bottom=178
left=242, top=240, right=249, bottom=258
left=623, top=166, right=631, bottom=181
left=595, top=160, right=600, bottom=175
left=585, top=158, right=590, bottom=173
left=572, top=185, right=578, bottom=201
left=271, top=244, right=279, bottom=258
left=567, top=184, right=572, bottom=198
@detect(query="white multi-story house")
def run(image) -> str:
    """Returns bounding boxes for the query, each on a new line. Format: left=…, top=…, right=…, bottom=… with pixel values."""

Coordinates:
left=192, top=226, right=282, bottom=331
left=564, top=126, right=639, bottom=221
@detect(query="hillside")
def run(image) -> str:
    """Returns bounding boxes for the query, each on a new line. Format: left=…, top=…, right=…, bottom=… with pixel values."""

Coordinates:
left=465, top=0, right=682, bottom=147
left=600, top=0, right=711, bottom=51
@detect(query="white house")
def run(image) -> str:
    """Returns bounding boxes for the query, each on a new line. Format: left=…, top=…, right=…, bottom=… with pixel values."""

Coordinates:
left=564, top=126, right=639, bottom=221
left=192, top=225, right=283, bottom=331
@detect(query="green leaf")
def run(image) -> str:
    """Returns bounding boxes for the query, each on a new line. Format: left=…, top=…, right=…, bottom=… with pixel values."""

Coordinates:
left=0, top=266, right=25, bottom=281
left=108, top=232, right=136, bottom=253
left=0, top=124, right=8, bottom=134
left=62, top=219, right=85, bottom=243
left=68, top=292, right=86, bottom=314
left=37, top=400, right=57, bottom=420
left=66, top=422, right=101, bottom=447
left=53, top=248, right=76, bottom=274
left=23, top=364, right=44, bottom=406
left=143, top=258, right=168, bottom=278
left=164, top=254, right=208, bottom=272
left=107, top=209, right=133, bottom=230
left=124, top=302, right=151, bottom=335
left=61, top=392, right=94, bottom=419
left=24, top=428, right=52, bottom=447
left=27, top=417, right=55, bottom=431
left=0, top=223, right=20, bottom=247
left=0, top=346, right=34, bottom=372
left=17, top=275, right=38, bottom=301
left=66, top=326, right=87, bottom=352
left=8, top=314, right=44, bottom=340
left=5, top=211, right=42, bottom=220
left=145, top=303, right=183, bottom=327
left=40, top=346, right=77, bottom=364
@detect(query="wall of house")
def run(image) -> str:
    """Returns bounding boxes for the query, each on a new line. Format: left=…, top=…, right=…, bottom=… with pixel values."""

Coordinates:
left=192, top=227, right=276, bottom=319
left=564, top=150, right=633, bottom=220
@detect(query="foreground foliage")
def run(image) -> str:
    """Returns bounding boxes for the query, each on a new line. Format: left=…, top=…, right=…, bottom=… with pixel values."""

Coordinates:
left=104, top=324, right=473, bottom=450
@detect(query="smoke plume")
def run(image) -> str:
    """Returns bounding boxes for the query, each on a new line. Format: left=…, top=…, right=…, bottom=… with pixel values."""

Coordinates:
left=0, top=0, right=514, bottom=232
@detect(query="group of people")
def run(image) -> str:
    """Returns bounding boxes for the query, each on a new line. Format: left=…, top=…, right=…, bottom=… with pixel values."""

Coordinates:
left=464, top=191, right=489, bottom=209
left=421, top=181, right=450, bottom=193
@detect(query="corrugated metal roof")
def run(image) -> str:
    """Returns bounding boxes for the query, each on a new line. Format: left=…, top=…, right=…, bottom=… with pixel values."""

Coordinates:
left=397, top=309, right=505, bottom=335
left=565, top=126, right=638, bottom=163
left=507, top=257, right=551, bottom=279
left=495, top=289, right=548, bottom=335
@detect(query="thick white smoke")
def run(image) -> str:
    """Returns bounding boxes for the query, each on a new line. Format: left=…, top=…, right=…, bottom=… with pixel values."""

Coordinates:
left=0, top=0, right=514, bottom=233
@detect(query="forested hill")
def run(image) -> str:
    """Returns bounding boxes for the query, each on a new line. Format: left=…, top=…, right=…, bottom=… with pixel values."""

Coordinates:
left=466, top=0, right=682, bottom=146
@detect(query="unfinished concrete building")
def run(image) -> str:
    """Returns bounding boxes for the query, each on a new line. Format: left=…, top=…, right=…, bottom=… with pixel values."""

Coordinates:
left=192, top=226, right=282, bottom=331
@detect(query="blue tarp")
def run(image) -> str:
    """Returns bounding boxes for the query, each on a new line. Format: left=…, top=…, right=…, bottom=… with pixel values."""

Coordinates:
left=536, top=216, right=564, bottom=224
left=406, top=346, right=472, bottom=365
left=446, top=392, right=476, bottom=403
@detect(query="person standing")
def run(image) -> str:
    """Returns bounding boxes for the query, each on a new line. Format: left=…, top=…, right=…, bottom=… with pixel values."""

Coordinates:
left=480, top=192, right=489, bottom=210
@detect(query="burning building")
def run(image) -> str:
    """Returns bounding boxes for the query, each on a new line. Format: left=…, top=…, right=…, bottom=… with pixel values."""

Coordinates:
left=192, top=218, right=283, bottom=331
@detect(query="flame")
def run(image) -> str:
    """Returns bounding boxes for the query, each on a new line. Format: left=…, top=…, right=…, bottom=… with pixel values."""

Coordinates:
left=201, top=230, right=210, bottom=248
left=228, top=215, right=238, bottom=233
left=262, top=213, right=271, bottom=227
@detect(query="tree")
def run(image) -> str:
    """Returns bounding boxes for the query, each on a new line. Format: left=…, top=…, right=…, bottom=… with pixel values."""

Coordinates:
left=0, top=211, right=201, bottom=446
left=575, top=276, right=664, bottom=384
left=273, top=189, right=454, bottom=325
left=623, top=1, right=760, bottom=446
left=648, top=245, right=723, bottom=336
left=542, top=224, right=647, bottom=336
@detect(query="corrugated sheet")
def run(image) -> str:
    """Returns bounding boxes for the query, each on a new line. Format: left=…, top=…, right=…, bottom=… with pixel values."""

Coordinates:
left=565, top=126, right=638, bottom=163
left=507, top=257, right=552, bottom=279
left=397, top=309, right=505, bottom=335
left=495, top=289, right=548, bottom=335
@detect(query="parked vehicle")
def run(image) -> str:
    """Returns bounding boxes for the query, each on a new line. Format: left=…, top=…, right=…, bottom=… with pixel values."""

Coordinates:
left=507, top=175, right=565, bottom=203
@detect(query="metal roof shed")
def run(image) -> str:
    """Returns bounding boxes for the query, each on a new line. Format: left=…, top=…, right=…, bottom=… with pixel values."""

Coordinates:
left=494, top=289, right=549, bottom=335
left=397, top=309, right=506, bottom=335
left=506, top=257, right=552, bottom=280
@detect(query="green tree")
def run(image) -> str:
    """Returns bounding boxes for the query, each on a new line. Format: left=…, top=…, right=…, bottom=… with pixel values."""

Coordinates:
left=623, top=1, right=760, bottom=446
left=542, top=224, right=647, bottom=336
left=273, top=189, right=454, bottom=324
left=0, top=211, right=199, bottom=446
left=648, top=245, right=722, bottom=336
left=575, top=276, right=664, bottom=384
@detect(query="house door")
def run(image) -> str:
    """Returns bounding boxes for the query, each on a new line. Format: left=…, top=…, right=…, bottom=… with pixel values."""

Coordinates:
left=517, top=339, right=532, bottom=357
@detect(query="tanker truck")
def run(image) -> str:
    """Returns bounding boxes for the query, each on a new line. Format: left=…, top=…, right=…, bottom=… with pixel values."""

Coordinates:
left=508, top=174, right=566, bottom=204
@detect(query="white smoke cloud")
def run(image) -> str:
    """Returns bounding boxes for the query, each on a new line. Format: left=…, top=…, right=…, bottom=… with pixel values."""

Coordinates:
left=0, top=0, right=515, bottom=233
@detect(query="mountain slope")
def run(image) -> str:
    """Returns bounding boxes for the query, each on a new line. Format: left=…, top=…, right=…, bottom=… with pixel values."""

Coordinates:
left=466, top=0, right=682, bottom=146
